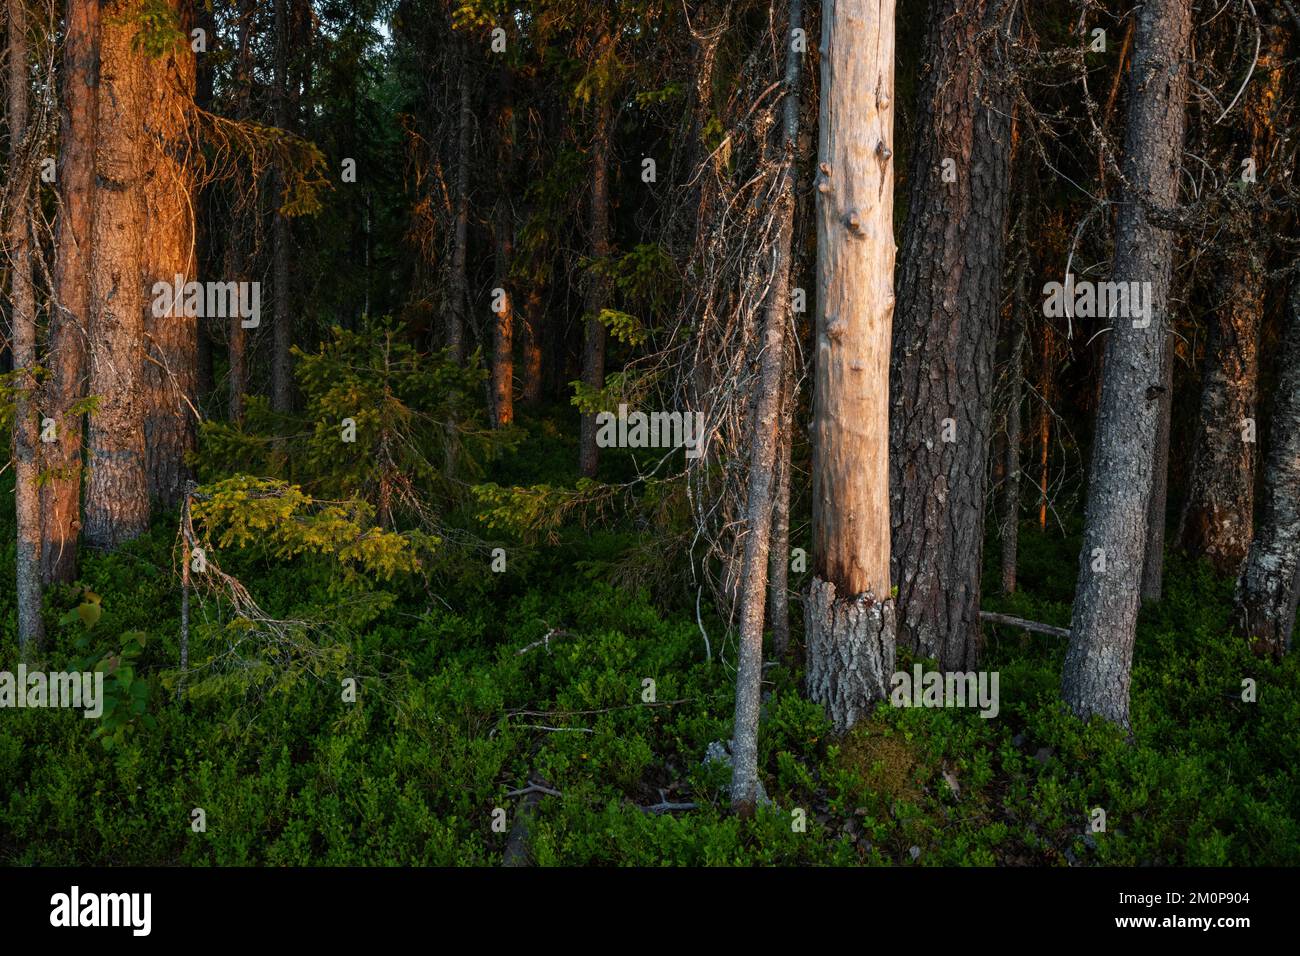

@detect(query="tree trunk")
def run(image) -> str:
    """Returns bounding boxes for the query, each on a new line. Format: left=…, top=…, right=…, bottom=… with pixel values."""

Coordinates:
left=1234, top=278, right=1300, bottom=656
left=492, top=199, right=514, bottom=427
left=1140, top=331, right=1174, bottom=603
left=447, top=37, right=472, bottom=364
left=890, top=0, right=1017, bottom=671
left=804, top=0, right=897, bottom=734
left=142, top=0, right=198, bottom=510
left=522, top=282, right=545, bottom=405
left=271, top=0, right=294, bottom=413
left=1001, top=297, right=1025, bottom=595
left=1062, top=0, right=1191, bottom=728
left=1177, top=20, right=1287, bottom=576
left=1038, top=320, right=1052, bottom=530
left=768, top=343, right=795, bottom=659
left=7, top=0, right=43, bottom=654
left=41, top=0, right=100, bottom=584
left=730, top=0, right=801, bottom=816
left=83, top=0, right=151, bottom=550
left=578, top=84, right=612, bottom=478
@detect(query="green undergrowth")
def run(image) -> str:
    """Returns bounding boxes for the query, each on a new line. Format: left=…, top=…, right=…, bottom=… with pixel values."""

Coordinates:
left=1, top=469, right=1296, bottom=865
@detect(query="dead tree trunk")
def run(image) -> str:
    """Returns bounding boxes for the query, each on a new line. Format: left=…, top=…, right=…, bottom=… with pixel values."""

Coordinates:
left=1234, top=278, right=1300, bottom=656
left=804, top=0, right=897, bottom=734
left=730, top=0, right=802, bottom=816
left=1062, top=0, right=1191, bottom=728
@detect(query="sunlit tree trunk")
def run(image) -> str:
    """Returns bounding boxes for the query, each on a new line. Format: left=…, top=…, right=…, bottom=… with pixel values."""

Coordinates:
left=804, top=0, right=897, bottom=734
left=41, top=0, right=100, bottom=584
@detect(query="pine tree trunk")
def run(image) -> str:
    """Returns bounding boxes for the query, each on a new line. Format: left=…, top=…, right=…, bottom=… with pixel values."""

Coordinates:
left=8, top=0, right=43, bottom=655
left=492, top=199, right=514, bottom=427
left=271, top=0, right=294, bottom=413
left=83, top=0, right=150, bottom=550
left=1062, top=0, right=1191, bottom=728
left=730, top=0, right=801, bottom=816
left=890, top=0, right=1017, bottom=671
left=522, top=282, right=545, bottom=405
left=805, top=0, right=897, bottom=734
left=447, top=37, right=472, bottom=364
left=1234, top=279, right=1300, bottom=656
left=41, top=0, right=99, bottom=585
left=1141, top=332, right=1174, bottom=603
left=578, top=87, right=612, bottom=478
left=1177, top=21, right=1286, bottom=576
left=1001, top=304, right=1025, bottom=595
left=142, top=0, right=197, bottom=510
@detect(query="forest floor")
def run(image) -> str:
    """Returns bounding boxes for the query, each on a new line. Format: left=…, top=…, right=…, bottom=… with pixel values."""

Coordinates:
left=1, top=415, right=1297, bottom=866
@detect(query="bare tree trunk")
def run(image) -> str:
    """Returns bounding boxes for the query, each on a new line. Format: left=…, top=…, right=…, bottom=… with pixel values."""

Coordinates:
left=1038, top=320, right=1052, bottom=530
left=768, top=342, right=795, bottom=658
left=804, top=0, right=897, bottom=734
left=270, top=0, right=296, bottom=413
left=41, top=0, right=100, bottom=584
left=578, top=80, right=612, bottom=478
left=890, top=0, right=1017, bottom=671
left=83, top=0, right=151, bottom=550
left=730, top=0, right=801, bottom=816
left=447, top=37, right=472, bottom=364
left=142, top=0, right=198, bottom=510
left=7, top=0, right=43, bottom=655
left=1062, top=0, right=1191, bottom=728
left=1234, top=278, right=1300, bottom=656
left=1141, top=332, right=1174, bottom=603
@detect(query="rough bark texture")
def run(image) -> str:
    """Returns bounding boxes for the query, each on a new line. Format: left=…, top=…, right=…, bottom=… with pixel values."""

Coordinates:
left=805, top=0, right=897, bottom=734
left=1177, top=21, right=1287, bottom=575
left=578, top=82, right=612, bottom=478
left=41, top=0, right=100, bottom=584
left=1000, top=295, right=1025, bottom=595
left=522, top=282, right=545, bottom=404
left=1234, top=279, right=1300, bottom=656
left=83, top=0, right=150, bottom=550
left=730, top=0, right=800, bottom=816
left=142, top=1, right=198, bottom=510
left=1062, top=0, right=1191, bottom=728
left=8, top=0, right=43, bottom=654
left=492, top=199, right=514, bottom=427
left=1141, top=331, right=1174, bottom=603
left=889, top=0, right=1016, bottom=671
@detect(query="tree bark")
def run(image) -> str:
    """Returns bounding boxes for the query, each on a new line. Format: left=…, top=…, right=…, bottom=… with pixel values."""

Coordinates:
left=522, top=282, right=545, bottom=405
left=7, top=0, right=43, bottom=654
left=41, top=0, right=100, bottom=584
left=1177, top=20, right=1287, bottom=576
left=1140, top=331, right=1174, bottom=603
left=83, top=0, right=151, bottom=550
left=142, top=0, right=198, bottom=510
left=889, top=0, right=1017, bottom=671
left=447, top=37, right=472, bottom=364
left=578, top=79, right=612, bottom=478
left=804, top=0, right=897, bottom=734
left=490, top=60, right=514, bottom=427
left=1234, top=278, right=1300, bottom=656
left=1001, top=299, right=1025, bottom=595
left=768, top=342, right=795, bottom=659
left=1062, top=0, right=1191, bottom=728
left=271, top=0, right=294, bottom=413
left=730, top=0, right=801, bottom=816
